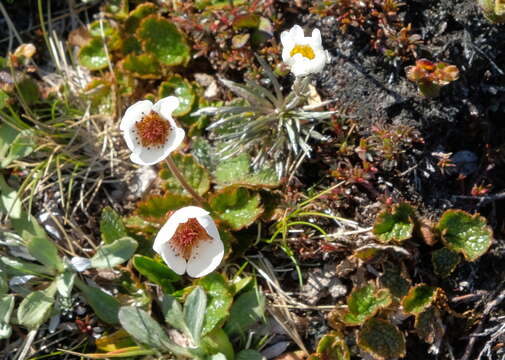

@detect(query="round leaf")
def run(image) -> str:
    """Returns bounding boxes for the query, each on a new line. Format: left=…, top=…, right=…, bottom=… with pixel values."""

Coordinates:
left=436, top=210, right=493, bottom=261
left=357, top=318, right=406, bottom=359
left=137, top=15, right=190, bottom=66
left=431, top=247, right=461, bottom=277
left=373, top=203, right=415, bottom=243
left=210, top=187, right=263, bottom=231
left=158, top=76, right=196, bottom=117
left=197, top=273, right=234, bottom=335
left=78, top=38, right=108, bottom=71
left=342, top=284, right=391, bottom=326
left=402, top=284, right=437, bottom=315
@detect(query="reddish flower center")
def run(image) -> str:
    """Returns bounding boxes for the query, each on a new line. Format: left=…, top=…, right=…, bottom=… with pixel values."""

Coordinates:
left=170, top=218, right=211, bottom=260
left=135, top=111, right=170, bottom=147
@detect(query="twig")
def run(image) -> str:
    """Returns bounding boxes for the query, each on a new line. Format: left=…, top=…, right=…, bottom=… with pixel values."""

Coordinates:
left=460, top=288, right=505, bottom=360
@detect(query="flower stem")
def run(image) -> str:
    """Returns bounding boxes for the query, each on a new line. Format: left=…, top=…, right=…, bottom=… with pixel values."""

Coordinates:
left=165, top=156, right=207, bottom=206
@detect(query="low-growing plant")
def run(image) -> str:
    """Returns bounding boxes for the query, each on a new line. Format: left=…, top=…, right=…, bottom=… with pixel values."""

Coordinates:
left=478, top=0, right=505, bottom=23
left=405, top=59, right=460, bottom=98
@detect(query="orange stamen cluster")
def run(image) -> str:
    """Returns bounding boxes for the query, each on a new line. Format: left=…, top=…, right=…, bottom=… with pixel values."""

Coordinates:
left=135, top=111, right=170, bottom=148
left=170, top=218, right=211, bottom=260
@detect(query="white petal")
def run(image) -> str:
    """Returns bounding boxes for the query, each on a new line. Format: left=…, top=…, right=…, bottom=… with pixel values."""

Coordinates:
left=291, top=56, right=312, bottom=77
left=195, top=214, right=220, bottom=243
left=152, top=206, right=210, bottom=253
left=186, top=235, right=224, bottom=278
left=160, top=243, right=187, bottom=275
left=153, top=96, right=180, bottom=121
left=280, top=29, right=294, bottom=48
left=311, top=28, right=322, bottom=47
left=120, top=100, right=152, bottom=131
left=290, top=25, right=305, bottom=41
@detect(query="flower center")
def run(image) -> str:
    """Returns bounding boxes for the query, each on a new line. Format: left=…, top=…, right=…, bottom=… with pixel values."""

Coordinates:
left=290, top=44, right=315, bottom=60
left=170, top=218, right=211, bottom=260
left=135, top=111, right=170, bottom=147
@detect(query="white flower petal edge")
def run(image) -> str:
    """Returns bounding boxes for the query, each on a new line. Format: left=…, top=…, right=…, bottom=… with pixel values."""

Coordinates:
left=153, top=206, right=224, bottom=278
left=280, top=25, right=330, bottom=77
left=120, top=96, right=185, bottom=166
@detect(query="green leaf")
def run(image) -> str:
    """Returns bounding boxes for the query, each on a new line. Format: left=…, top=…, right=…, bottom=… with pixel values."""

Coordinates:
left=402, top=284, right=437, bottom=316
left=315, top=331, right=350, bottom=360
left=158, top=76, right=196, bottom=117
left=380, top=267, right=410, bottom=299
left=100, top=207, right=128, bottom=244
left=133, top=255, right=181, bottom=291
left=236, top=350, right=265, bottom=360
left=357, top=318, right=406, bottom=359
left=197, top=273, right=234, bottom=335
left=119, top=306, right=170, bottom=350
left=431, top=247, right=461, bottom=277
left=77, top=280, right=120, bottom=324
left=342, top=284, right=392, bottom=326
left=224, top=289, right=265, bottom=335
left=90, top=237, right=138, bottom=269
left=162, top=294, right=189, bottom=334
left=137, top=192, right=193, bottom=219
left=0, top=256, right=53, bottom=276
left=0, top=124, right=19, bottom=167
left=10, top=210, right=48, bottom=242
left=0, top=89, right=9, bottom=110
left=210, top=187, right=263, bottom=231
left=160, top=153, right=210, bottom=196
left=373, top=203, right=415, bottom=243
left=436, top=210, right=493, bottom=261
left=232, top=14, right=260, bottom=29
left=1, top=129, right=36, bottom=167
left=0, top=273, right=7, bottom=295
left=0, top=175, right=21, bottom=219
left=184, top=286, right=207, bottom=345
left=124, top=3, right=158, bottom=33
left=121, top=53, right=160, bottom=79
left=414, top=306, right=444, bottom=344
left=17, top=78, right=40, bottom=105
left=56, top=271, right=76, bottom=298
left=0, top=295, right=15, bottom=339
left=78, top=37, right=108, bottom=71
left=17, top=290, right=54, bottom=330
left=137, top=15, right=190, bottom=66
left=214, top=154, right=279, bottom=189
left=201, top=328, right=235, bottom=360
left=26, top=235, right=64, bottom=273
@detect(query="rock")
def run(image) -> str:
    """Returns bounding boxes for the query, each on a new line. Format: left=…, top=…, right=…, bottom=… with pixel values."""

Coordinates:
left=302, top=263, right=347, bottom=305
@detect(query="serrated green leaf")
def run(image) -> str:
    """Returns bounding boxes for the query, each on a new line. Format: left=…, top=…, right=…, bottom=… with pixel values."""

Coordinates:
left=100, top=207, right=128, bottom=244
left=402, top=284, right=437, bottom=315
left=357, top=318, right=406, bottom=359
left=137, top=15, right=190, bottom=66
left=210, top=187, right=263, bottom=230
left=436, top=210, right=493, bottom=261
left=90, top=237, right=138, bottom=269
left=201, top=328, right=235, bottom=360
left=214, top=154, right=279, bottom=189
left=124, top=3, right=158, bottom=33
left=316, top=331, right=350, bottom=360
left=133, top=255, right=180, bottom=291
left=78, top=37, right=108, bottom=71
left=121, top=53, right=160, bottom=79
left=431, top=247, right=461, bottom=277
left=224, top=289, right=265, bottom=335
left=137, top=192, right=193, bottom=219
left=184, top=286, right=207, bottom=345
left=373, top=203, right=415, bottom=243
left=342, top=284, right=391, bottom=326
left=76, top=280, right=120, bottom=324
left=17, top=290, right=54, bottom=330
left=159, top=76, right=196, bottom=117
left=197, top=273, right=234, bottom=335
left=0, top=295, right=15, bottom=339
left=160, top=153, right=210, bottom=196
left=27, top=235, right=64, bottom=272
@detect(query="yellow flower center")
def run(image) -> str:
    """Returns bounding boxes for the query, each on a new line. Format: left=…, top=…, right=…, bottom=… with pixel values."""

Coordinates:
left=290, top=44, right=315, bottom=60
left=170, top=218, right=211, bottom=260
left=135, top=111, right=170, bottom=148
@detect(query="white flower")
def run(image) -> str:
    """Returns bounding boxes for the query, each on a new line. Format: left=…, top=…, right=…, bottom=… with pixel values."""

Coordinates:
left=152, top=206, right=224, bottom=278
left=280, top=25, right=330, bottom=77
left=120, top=96, right=185, bottom=166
